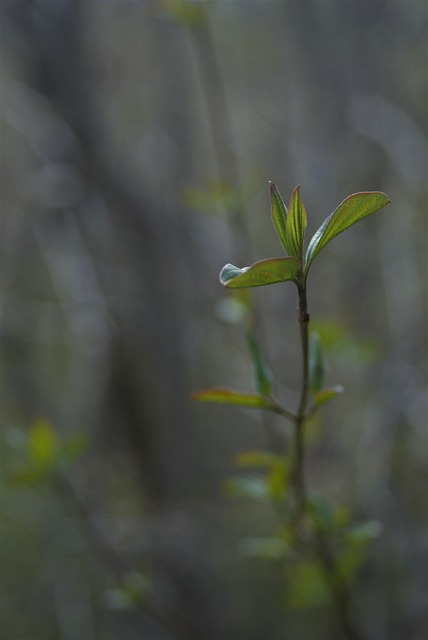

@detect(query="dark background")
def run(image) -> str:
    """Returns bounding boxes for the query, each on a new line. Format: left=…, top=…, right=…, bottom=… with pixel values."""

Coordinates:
left=1, top=2, right=427, bottom=639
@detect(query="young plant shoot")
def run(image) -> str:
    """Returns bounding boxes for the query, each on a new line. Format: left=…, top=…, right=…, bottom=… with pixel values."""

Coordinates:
left=192, top=183, right=390, bottom=640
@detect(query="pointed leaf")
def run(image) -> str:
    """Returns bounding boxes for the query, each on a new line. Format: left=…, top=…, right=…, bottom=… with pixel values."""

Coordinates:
left=306, top=191, right=390, bottom=267
left=191, top=387, right=272, bottom=409
left=312, top=385, right=345, bottom=407
left=219, top=257, right=301, bottom=289
left=285, top=185, right=307, bottom=260
left=247, top=329, right=274, bottom=396
left=309, top=332, right=325, bottom=393
left=268, top=459, right=289, bottom=501
left=269, top=181, right=289, bottom=254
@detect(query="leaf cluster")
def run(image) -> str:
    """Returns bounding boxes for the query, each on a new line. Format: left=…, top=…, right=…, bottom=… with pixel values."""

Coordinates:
left=220, top=184, right=390, bottom=289
left=194, top=183, right=389, bottom=416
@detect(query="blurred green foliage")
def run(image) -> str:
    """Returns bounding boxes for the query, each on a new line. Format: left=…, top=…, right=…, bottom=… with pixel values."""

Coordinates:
left=6, top=420, right=88, bottom=488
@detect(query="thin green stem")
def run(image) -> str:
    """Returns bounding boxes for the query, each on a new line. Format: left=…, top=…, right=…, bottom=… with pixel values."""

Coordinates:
left=270, top=401, right=297, bottom=424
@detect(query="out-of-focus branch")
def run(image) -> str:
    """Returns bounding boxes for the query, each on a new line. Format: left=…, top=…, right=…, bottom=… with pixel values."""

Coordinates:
left=56, top=476, right=214, bottom=640
left=189, top=11, right=250, bottom=261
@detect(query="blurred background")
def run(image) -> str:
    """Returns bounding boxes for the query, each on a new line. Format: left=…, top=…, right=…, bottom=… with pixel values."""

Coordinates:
left=1, top=1, right=427, bottom=639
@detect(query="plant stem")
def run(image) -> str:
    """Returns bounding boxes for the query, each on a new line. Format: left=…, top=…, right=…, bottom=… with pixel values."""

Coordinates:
left=289, top=283, right=367, bottom=640
left=293, top=283, right=310, bottom=517
left=316, top=532, right=365, bottom=640
left=270, top=402, right=297, bottom=424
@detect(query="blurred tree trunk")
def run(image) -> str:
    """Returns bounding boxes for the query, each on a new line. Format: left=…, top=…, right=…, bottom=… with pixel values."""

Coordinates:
left=2, top=1, right=216, bottom=638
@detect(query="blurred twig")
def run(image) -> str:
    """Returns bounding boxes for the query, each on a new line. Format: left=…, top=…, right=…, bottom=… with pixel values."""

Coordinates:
left=56, top=476, right=214, bottom=640
left=189, top=11, right=249, bottom=251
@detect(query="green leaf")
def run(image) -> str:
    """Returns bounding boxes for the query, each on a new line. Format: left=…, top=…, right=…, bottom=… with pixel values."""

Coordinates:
left=345, top=520, right=382, bottom=544
left=311, top=318, right=380, bottom=364
left=104, top=589, right=137, bottom=612
left=104, top=572, right=150, bottom=611
left=332, top=506, right=352, bottom=529
left=269, top=181, right=289, bottom=254
left=312, top=385, right=345, bottom=408
left=191, top=387, right=272, bottom=409
left=285, top=185, right=307, bottom=260
left=268, top=460, right=288, bottom=501
left=223, top=475, right=270, bottom=500
left=337, top=521, right=382, bottom=583
left=247, top=329, right=274, bottom=396
left=8, top=468, right=48, bottom=488
left=232, top=454, right=288, bottom=501
left=307, top=494, right=334, bottom=531
left=233, top=450, right=282, bottom=469
left=309, top=332, right=325, bottom=393
left=286, top=561, right=330, bottom=609
left=219, top=257, right=301, bottom=289
left=305, top=191, right=391, bottom=267
left=59, top=432, right=89, bottom=468
left=215, top=294, right=251, bottom=325
left=27, top=419, right=58, bottom=468
left=337, top=542, right=368, bottom=584
left=157, top=0, right=208, bottom=26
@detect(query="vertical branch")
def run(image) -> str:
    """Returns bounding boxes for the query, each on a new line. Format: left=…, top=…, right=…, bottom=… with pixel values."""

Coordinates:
left=297, top=284, right=310, bottom=418
left=290, top=281, right=367, bottom=640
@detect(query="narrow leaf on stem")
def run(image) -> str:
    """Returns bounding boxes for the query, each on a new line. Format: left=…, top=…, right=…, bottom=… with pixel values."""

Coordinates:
left=234, top=451, right=283, bottom=469
left=309, top=332, right=325, bottom=394
left=191, top=387, right=272, bottom=409
left=305, top=191, right=390, bottom=268
left=286, top=185, right=307, bottom=260
left=269, top=181, right=289, bottom=255
left=312, top=385, right=345, bottom=408
left=247, top=329, right=274, bottom=397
